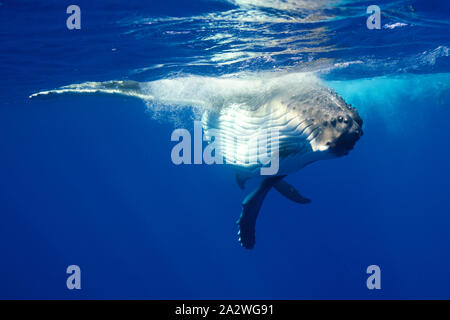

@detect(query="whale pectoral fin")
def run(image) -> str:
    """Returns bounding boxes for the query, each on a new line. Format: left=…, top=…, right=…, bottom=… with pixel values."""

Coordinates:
left=29, top=80, right=149, bottom=100
left=273, top=180, right=311, bottom=204
left=237, top=175, right=285, bottom=249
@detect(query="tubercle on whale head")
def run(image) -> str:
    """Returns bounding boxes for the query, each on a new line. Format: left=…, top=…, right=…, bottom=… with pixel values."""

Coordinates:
left=297, top=94, right=363, bottom=157
left=325, top=104, right=363, bottom=157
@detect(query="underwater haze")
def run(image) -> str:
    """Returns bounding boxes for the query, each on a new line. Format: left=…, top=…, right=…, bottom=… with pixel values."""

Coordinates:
left=1, top=0, right=450, bottom=299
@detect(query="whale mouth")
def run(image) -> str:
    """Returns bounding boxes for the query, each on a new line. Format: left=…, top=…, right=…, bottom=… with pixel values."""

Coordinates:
left=328, top=128, right=363, bottom=156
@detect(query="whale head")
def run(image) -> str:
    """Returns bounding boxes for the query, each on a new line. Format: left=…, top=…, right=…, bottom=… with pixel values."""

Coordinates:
left=287, top=88, right=363, bottom=158
left=315, top=104, right=363, bottom=157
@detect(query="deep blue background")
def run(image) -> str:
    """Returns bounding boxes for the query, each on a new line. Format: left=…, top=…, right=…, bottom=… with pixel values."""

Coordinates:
left=1, top=0, right=450, bottom=299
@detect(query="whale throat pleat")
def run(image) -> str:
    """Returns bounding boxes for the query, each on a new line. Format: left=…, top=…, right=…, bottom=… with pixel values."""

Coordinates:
left=203, top=102, right=313, bottom=167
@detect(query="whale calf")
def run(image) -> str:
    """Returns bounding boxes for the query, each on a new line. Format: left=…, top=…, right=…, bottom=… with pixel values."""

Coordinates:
left=30, top=72, right=363, bottom=249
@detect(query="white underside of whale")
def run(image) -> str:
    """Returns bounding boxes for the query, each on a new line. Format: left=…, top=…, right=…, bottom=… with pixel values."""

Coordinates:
left=202, top=98, right=333, bottom=178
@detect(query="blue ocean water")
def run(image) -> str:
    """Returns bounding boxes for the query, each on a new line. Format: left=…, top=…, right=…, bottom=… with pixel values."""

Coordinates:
left=1, top=0, right=450, bottom=299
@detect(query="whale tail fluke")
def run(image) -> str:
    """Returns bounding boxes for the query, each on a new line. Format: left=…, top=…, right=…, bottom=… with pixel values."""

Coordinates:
left=237, top=176, right=311, bottom=249
left=237, top=175, right=285, bottom=249
left=273, top=180, right=311, bottom=204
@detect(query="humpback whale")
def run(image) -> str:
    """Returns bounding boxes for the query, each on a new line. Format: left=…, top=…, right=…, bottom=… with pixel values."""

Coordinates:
left=30, top=72, right=363, bottom=249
